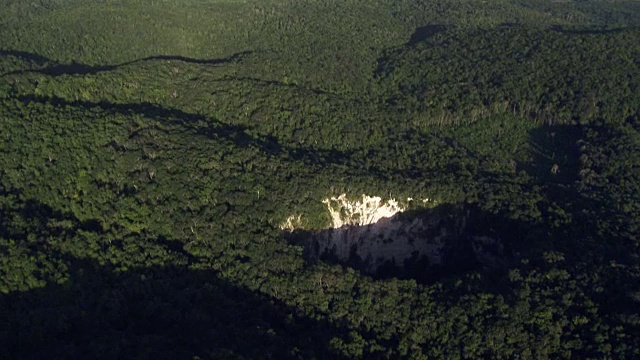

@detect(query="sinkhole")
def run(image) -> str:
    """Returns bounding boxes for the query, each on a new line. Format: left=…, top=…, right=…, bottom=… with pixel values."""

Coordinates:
left=283, top=194, right=517, bottom=283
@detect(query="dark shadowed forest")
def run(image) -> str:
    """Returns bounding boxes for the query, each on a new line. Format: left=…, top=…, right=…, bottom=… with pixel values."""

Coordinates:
left=1, top=0, right=639, bottom=358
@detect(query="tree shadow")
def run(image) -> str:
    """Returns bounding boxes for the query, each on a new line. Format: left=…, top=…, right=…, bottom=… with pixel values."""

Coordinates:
left=0, top=49, right=346, bottom=101
left=1, top=50, right=253, bottom=77
left=522, top=125, right=582, bottom=185
left=13, top=94, right=357, bottom=168
left=0, top=49, right=53, bottom=65
left=0, top=194, right=347, bottom=359
left=286, top=203, right=527, bottom=284
left=0, top=258, right=347, bottom=360
left=17, top=93, right=282, bottom=153
left=407, top=25, right=447, bottom=46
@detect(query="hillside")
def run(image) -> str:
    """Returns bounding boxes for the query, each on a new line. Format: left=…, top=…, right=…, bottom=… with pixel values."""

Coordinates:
left=1, top=0, right=639, bottom=358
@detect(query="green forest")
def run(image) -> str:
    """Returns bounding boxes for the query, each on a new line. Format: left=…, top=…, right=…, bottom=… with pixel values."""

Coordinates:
left=0, top=0, right=639, bottom=358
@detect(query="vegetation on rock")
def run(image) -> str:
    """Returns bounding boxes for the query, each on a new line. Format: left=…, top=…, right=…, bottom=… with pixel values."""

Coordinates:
left=1, top=0, right=639, bottom=358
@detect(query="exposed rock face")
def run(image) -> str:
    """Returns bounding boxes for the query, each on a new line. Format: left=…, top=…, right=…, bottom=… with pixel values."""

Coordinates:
left=322, top=194, right=407, bottom=228
left=309, top=212, right=449, bottom=273
left=283, top=194, right=505, bottom=281
left=310, top=195, right=449, bottom=273
left=280, top=215, right=303, bottom=232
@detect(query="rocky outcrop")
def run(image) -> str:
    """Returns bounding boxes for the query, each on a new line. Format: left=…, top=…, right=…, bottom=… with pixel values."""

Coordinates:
left=322, top=194, right=408, bottom=228
left=283, top=194, right=505, bottom=281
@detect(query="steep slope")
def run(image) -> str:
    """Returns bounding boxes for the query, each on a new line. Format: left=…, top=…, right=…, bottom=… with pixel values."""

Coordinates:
left=1, top=0, right=640, bottom=358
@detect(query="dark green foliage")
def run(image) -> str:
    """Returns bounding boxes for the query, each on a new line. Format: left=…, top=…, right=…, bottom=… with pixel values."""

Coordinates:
left=377, top=27, right=640, bottom=126
left=1, top=0, right=639, bottom=358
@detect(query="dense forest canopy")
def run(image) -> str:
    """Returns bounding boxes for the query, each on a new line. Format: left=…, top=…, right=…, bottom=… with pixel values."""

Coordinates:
left=1, top=0, right=639, bottom=358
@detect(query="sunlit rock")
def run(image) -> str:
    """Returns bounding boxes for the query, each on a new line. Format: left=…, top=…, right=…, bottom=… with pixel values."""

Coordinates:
left=283, top=194, right=506, bottom=282
left=280, top=214, right=303, bottom=231
left=323, top=194, right=407, bottom=228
